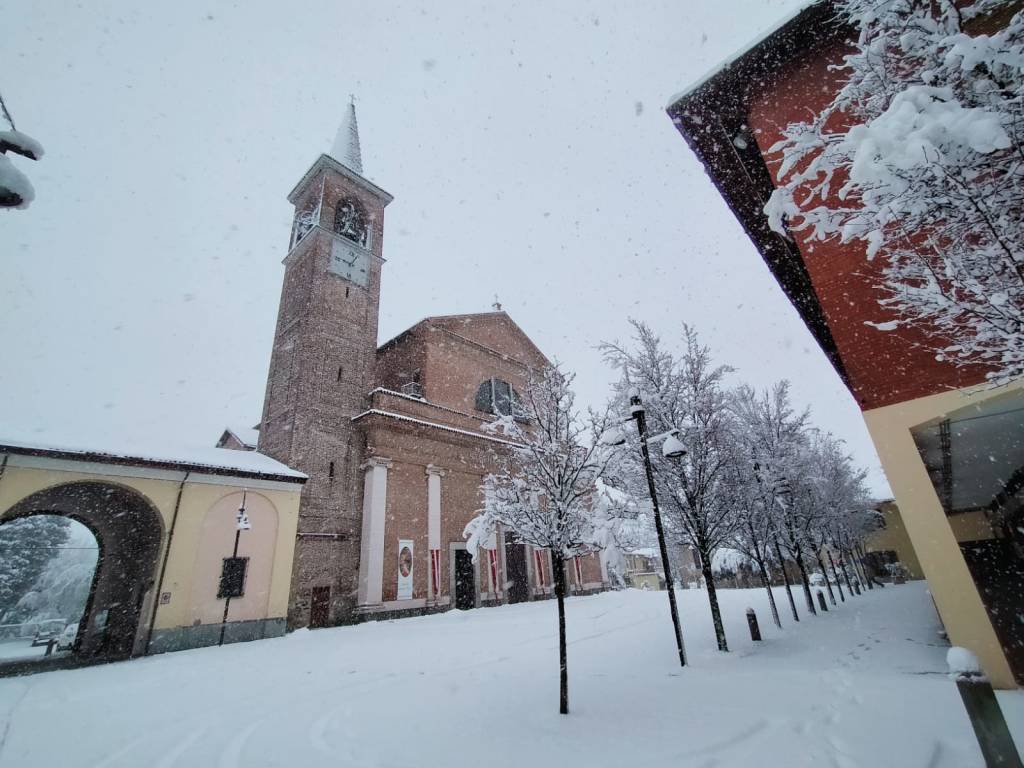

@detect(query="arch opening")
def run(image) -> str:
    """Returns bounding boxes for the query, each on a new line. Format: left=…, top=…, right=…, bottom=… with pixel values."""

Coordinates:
left=0, top=515, right=98, bottom=665
left=0, top=482, right=163, bottom=668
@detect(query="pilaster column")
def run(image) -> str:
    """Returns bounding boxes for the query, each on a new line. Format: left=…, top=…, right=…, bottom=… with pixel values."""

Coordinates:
left=357, top=457, right=392, bottom=608
left=426, top=464, right=444, bottom=604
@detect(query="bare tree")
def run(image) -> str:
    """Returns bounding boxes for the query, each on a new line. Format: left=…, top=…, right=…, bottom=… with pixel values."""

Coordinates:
left=465, top=364, right=621, bottom=715
left=726, top=461, right=783, bottom=628
left=732, top=381, right=818, bottom=618
left=603, top=321, right=740, bottom=652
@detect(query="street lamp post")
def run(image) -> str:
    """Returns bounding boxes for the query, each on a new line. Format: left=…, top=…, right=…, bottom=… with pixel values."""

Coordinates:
left=629, top=394, right=687, bottom=668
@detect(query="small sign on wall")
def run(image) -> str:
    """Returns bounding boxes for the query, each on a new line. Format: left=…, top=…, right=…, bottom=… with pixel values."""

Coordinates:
left=397, top=539, right=414, bottom=600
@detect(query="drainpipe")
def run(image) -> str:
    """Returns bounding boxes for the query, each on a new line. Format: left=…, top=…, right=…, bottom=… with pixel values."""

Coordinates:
left=145, top=471, right=189, bottom=654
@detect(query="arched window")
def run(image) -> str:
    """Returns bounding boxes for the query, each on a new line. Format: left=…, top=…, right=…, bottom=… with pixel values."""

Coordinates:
left=334, top=198, right=368, bottom=247
left=475, top=378, right=522, bottom=418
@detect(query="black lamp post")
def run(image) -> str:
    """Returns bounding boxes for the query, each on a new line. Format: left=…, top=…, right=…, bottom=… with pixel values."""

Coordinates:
left=628, top=394, right=687, bottom=667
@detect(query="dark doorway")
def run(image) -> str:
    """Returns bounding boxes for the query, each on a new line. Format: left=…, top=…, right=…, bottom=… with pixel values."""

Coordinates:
left=309, top=586, right=331, bottom=628
left=504, top=539, right=529, bottom=604
left=961, top=540, right=1024, bottom=684
left=453, top=549, right=476, bottom=610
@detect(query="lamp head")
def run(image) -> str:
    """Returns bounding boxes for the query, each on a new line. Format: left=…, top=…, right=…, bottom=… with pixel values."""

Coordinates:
left=661, top=433, right=687, bottom=459
left=601, top=427, right=628, bottom=447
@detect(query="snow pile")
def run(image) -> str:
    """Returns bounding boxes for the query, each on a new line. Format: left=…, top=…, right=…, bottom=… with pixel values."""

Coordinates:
left=947, top=646, right=984, bottom=681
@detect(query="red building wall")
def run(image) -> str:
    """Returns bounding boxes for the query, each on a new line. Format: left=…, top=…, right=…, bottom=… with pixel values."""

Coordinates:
left=747, top=43, right=988, bottom=411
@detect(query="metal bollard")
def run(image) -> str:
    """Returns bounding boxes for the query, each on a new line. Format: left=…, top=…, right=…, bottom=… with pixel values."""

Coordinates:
left=746, top=608, right=761, bottom=642
left=949, top=648, right=1023, bottom=767
left=817, top=590, right=828, bottom=612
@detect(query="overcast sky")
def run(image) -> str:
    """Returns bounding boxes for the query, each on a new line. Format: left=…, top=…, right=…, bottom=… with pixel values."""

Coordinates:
left=0, top=0, right=891, bottom=496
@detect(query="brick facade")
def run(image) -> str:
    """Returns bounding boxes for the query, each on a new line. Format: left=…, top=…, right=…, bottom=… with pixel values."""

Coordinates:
left=260, top=155, right=605, bottom=629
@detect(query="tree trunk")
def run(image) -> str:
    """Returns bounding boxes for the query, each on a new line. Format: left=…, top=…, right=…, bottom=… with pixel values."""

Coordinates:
left=773, top=537, right=799, bottom=622
left=827, top=549, right=846, bottom=602
left=852, top=547, right=871, bottom=588
left=815, top=550, right=837, bottom=606
left=838, top=552, right=856, bottom=595
left=700, top=552, right=728, bottom=652
left=553, top=556, right=569, bottom=715
left=790, top=543, right=817, bottom=616
left=756, top=557, right=782, bottom=629
left=857, top=544, right=876, bottom=588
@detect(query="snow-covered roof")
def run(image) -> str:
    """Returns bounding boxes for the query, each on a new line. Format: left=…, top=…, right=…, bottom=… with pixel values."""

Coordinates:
left=223, top=424, right=259, bottom=448
left=628, top=547, right=658, bottom=558
left=330, top=100, right=363, bottom=175
left=0, top=433, right=305, bottom=482
left=665, top=1, right=817, bottom=110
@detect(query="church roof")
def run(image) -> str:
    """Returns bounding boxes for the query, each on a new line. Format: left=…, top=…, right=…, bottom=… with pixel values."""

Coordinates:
left=377, top=311, right=550, bottom=367
left=330, top=99, right=363, bottom=175
left=287, top=102, right=392, bottom=205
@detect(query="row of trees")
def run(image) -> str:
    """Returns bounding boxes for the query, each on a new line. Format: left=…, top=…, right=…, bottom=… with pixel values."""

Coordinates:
left=602, top=321, right=879, bottom=652
left=466, top=320, right=881, bottom=714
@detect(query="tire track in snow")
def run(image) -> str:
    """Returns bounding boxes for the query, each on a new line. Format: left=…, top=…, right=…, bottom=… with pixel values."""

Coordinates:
left=217, top=720, right=260, bottom=768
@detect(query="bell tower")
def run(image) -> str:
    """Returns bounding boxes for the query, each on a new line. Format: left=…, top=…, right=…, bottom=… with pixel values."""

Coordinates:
left=259, top=100, right=393, bottom=628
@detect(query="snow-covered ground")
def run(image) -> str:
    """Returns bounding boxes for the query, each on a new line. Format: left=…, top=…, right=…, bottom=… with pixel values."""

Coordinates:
left=0, top=582, right=1020, bottom=767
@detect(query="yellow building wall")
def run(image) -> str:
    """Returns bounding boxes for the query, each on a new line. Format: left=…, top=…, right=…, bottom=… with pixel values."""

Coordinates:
left=863, top=378, right=1023, bottom=690
left=0, top=458, right=301, bottom=645
left=863, top=502, right=925, bottom=580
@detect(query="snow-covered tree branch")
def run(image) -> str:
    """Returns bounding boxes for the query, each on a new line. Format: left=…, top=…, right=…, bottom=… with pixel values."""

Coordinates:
left=602, top=321, right=741, bottom=652
left=764, top=0, right=1024, bottom=383
left=464, top=364, right=623, bottom=715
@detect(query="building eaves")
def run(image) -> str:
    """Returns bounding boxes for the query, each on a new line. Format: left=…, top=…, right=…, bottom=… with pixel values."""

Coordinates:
left=350, top=409, right=524, bottom=448
left=665, top=1, right=853, bottom=387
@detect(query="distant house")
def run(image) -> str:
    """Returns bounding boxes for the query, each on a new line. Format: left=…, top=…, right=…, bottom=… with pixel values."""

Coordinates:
left=667, top=2, right=1023, bottom=688
left=215, top=425, right=259, bottom=451
left=863, top=501, right=924, bottom=582
left=623, top=549, right=663, bottom=591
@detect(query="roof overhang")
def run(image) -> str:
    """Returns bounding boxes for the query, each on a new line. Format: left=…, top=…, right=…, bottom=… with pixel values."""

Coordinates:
left=665, top=1, right=854, bottom=387
left=287, top=153, right=394, bottom=206
left=0, top=442, right=307, bottom=485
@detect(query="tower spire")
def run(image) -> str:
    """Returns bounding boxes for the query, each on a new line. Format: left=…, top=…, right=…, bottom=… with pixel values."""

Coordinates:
left=330, top=96, right=363, bottom=175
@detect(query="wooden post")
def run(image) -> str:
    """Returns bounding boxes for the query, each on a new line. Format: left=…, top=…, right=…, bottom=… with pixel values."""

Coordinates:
left=746, top=608, right=761, bottom=641
left=817, top=590, right=828, bottom=612
left=954, top=672, right=1023, bottom=767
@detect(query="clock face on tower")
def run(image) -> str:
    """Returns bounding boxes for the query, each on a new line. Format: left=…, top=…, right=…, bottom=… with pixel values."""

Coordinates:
left=329, top=237, right=370, bottom=287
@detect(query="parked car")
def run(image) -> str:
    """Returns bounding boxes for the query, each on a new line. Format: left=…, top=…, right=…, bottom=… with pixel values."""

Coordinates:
left=56, top=622, right=79, bottom=652
left=30, top=619, right=66, bottom=647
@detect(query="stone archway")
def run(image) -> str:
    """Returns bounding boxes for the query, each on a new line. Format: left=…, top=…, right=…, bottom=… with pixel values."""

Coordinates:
left=1, top=482, right=163, bottom=662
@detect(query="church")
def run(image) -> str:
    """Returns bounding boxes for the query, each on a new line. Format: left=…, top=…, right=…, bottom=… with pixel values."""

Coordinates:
left=250, top=104, right=607, bottom=629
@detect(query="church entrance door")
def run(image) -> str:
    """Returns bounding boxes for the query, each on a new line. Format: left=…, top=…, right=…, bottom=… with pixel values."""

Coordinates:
left=454, top=550, right=476, bottom=610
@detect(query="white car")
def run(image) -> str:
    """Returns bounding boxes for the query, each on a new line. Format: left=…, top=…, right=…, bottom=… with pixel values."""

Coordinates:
left=56, top=622, right=79, bottom=652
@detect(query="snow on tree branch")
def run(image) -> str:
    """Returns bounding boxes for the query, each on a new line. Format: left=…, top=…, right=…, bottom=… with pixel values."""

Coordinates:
left=763, top=0, right=1024, bottom=383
